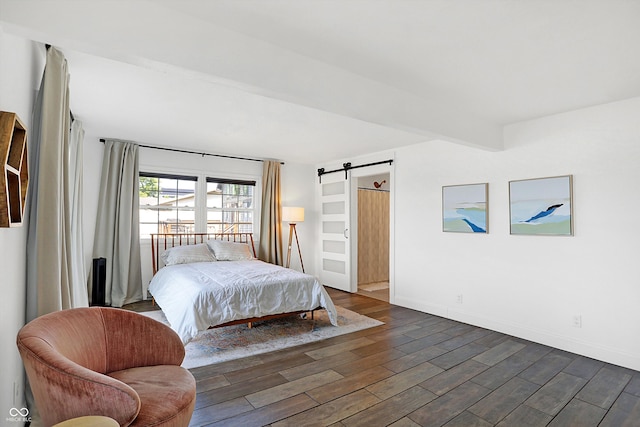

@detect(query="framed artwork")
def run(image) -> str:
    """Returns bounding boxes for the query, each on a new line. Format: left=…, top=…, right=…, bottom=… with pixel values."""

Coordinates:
left=509, top=175, right=573, bottom=236
left=442, top=183, right=488, bottom=233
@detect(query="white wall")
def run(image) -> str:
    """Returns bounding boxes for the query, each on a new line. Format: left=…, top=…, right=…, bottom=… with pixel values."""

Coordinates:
left=81, top=144, right=317, bottom=296
left=393, top=97, right=640, bottom=371
left=0, top=29, right=44, bottom=415
left=281, top=161, right=317, bottom=274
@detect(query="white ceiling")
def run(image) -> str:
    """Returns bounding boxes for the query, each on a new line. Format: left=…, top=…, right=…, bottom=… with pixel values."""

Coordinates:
left=1, top=0, right=639, bottom=164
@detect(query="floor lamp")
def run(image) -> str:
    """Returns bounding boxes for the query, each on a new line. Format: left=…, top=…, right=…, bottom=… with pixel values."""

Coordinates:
left=283, top=206, right=305, bottom=273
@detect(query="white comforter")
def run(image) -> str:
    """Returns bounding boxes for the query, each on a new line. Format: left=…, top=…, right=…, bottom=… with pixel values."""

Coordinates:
left=148, top=260, right=338, bottom=343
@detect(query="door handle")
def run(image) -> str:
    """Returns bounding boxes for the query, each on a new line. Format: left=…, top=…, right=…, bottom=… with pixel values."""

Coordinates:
left=344, top=228, right=349, bottom=239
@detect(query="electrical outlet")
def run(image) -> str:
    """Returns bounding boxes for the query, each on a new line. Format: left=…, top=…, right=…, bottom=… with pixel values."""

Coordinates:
left=456, top=294, right=463, bottom=304
left=572, top=315, right=582, bottom=328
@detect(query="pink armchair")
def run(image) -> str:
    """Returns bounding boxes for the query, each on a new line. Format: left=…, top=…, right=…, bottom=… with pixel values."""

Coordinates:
left=17, top=307, right=196, bottom=427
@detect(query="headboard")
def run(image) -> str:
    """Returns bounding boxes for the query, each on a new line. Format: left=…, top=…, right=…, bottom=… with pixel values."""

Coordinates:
left=150, top=233, right=257, bottom=275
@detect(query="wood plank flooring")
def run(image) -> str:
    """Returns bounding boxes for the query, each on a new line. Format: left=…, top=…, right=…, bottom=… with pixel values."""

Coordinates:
left=357, top=282, right=389, bottom=302
left=125, top=289, right=640, bottom=426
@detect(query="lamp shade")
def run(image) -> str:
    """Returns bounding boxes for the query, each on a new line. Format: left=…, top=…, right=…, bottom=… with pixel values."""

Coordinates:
left=282, top=206, right=304, bottom=223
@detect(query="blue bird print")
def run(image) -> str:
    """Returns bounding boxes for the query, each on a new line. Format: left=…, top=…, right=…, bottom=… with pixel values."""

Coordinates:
left=524, top=203, right=563, bottom=223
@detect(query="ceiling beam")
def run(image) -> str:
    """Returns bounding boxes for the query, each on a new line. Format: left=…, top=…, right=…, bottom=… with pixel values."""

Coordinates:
left=0, top=0, right=503, bottom=151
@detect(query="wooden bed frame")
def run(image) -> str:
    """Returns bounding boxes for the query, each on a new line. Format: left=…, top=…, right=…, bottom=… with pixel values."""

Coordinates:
left=149, top=232, right=317, bottom=329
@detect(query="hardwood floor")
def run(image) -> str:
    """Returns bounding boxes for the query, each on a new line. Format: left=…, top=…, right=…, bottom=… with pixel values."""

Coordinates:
left=125, top=289, right=640, bottom=426
left=357, top=282, right=389, bottom=302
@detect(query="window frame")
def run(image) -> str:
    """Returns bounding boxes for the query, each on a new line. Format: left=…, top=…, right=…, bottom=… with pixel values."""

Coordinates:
left=205, top=177, right=257, bottom=234
left=138, top=169, right=261, bottom=240
left=139, top=172, right=198, bottom=236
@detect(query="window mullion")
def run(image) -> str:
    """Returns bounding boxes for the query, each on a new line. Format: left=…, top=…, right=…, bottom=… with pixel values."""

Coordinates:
left=195, top=175, right=207, bottom=233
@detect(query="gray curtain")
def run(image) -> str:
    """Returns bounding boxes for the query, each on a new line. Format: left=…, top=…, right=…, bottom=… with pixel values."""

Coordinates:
left=258, top=160, right=283, bottom=265
left=68, top=120, right=88, bottom=306
left=26, top=46, right=88, bottom=322
left=91, top=139, right=142, bottom=307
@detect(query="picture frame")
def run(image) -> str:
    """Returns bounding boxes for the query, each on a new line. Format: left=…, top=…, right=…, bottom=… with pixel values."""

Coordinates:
left=442, top=183, right=488, bottom=233
left=509, top=175, right=573, bottom=236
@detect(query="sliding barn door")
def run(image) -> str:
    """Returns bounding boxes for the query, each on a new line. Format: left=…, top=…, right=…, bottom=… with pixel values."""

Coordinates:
left=318, top=173, right=352, bottom=292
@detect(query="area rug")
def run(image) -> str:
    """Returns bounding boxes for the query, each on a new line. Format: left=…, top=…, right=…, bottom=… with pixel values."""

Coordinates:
left=141, top=307, right=383, bottom=369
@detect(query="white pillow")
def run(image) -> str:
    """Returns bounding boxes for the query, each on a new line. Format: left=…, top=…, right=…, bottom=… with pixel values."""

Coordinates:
left=160, top=243, right=216, bottom=266
left=207, top=240, right=254, bottom=261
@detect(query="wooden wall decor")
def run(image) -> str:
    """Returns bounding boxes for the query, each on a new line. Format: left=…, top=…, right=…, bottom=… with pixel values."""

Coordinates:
left=0, top=111, right=29, bottom=227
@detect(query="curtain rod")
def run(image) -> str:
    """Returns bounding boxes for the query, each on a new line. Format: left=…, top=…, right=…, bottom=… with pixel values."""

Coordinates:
left=99, top=138, right=284, bottom=164
left=317, top=159, right=393, bottom=182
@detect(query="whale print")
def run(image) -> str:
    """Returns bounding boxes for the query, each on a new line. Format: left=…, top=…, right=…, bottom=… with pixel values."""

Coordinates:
left=510, top=176, right=572, bottom=236
left=524, top=203, right=564, bottom=223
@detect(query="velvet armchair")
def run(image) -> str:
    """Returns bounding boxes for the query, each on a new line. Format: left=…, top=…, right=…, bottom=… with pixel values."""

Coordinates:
left=17, top=307, right=196, bottom=427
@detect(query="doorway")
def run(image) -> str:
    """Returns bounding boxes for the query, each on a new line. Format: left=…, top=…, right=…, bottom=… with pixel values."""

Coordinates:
left=355, top=173, right=390, bottom=302
left=317, top=160, right=394, bottom=301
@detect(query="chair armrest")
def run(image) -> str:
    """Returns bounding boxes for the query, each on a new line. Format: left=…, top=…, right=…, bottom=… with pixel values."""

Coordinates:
left=100, top=308, right=186, bottom=372
left=18, top=340, right=140, bottom=426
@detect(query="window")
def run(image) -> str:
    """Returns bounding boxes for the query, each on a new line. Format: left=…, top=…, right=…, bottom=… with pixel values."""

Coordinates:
left=206, top=178, right=255, bottom=234
left=139, top=173, right=197, bottom=236
left=139, top=173, right=256, bottom=237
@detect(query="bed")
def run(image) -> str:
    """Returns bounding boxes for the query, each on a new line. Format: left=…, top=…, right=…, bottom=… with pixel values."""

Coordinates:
left=148, top=232, right=338, bottom=343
